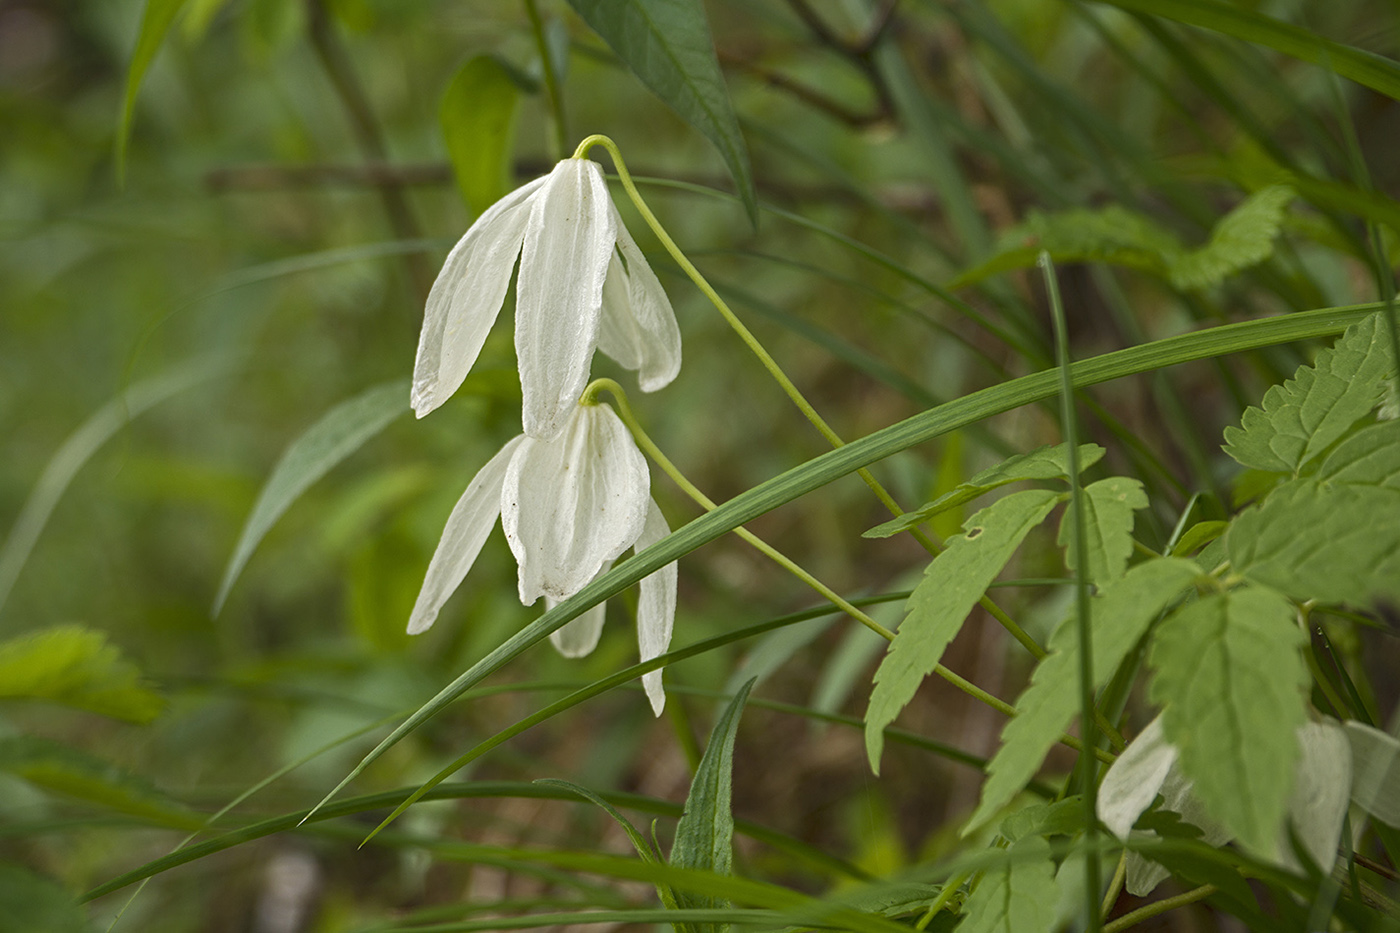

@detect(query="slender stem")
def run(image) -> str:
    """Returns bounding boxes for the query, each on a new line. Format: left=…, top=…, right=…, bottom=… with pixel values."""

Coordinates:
left=572, top=134, right=1048, bottom=663
left=524, top=0, right=567, bottom=160
left=916, top=871, right=968, bottom=929
left=1101, top=885, right=1216, bottom=933
left=1101, top=850, right=1126, bottom=918
left=587, top=379, right=1116, bottom=766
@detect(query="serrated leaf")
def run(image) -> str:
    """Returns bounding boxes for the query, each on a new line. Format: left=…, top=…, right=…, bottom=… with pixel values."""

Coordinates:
left=118, top=0, right=189, bottom=179
left=1167, top=186, right=1294, bottom=290
left=958, top=836, right=1058, bottom=933
left=0, top=625, right=162, bottom=723
left=214, top=379, right=409, bottom=614
left=864, top=444, right=1102, bottom=539
left=440, top=55, right=523, bottom=214
left=0, top=736, right=201, bottom=830
left=565, top=0, right=756, bottom=224
left=968, top=558, right=1201, bottom=834
left=865, top=490, right=1061, bottom=771
left=671, top=678, right=753, bottom=929
left=1148, top=587, right=1308, bottom=852
left=1344, top=720, right=1400, bottom=827
left=1222, top=313, right=1394, bottom=474
left=1056, top=477, right=1147, bottom=584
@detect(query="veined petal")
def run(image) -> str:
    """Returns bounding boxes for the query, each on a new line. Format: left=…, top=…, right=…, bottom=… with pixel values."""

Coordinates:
left=516, top=160, right=616, bottom=439
left=597, top=213, right=682, bottom=392
left=545, top=566, right=611, bottom=658
left=413, top=176, right=546, bottom=418
left=407, top=436, right=524, bottom=634
left=1279, top=719, right=1350, bottom=873
left=1098, top=715, right=1177, bottom=840
left=635, top=498, right=677, bottom=715
left=503, top=403, right=649, bottom=604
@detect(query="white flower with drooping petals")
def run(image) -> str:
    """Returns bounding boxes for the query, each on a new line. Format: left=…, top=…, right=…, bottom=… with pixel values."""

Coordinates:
left=412, top=158, right=682, bottom=439
left=406, top=401, right=677, bottom=714
left=1097, top=714, right=1352, bottom=895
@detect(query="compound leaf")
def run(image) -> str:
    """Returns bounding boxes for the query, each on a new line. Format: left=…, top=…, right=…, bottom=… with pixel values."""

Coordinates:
left=1056, top=476, right=1147, bottom=584
left=958, top=836, right=1058, bottom=933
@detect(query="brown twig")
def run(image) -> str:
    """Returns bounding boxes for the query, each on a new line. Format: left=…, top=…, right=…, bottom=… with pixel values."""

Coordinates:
left=783, top=0, right=897, bottom=123
left=717, top=51, right=886, bottom=128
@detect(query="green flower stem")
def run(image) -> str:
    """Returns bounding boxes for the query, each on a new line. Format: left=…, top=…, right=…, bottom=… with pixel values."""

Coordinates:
left=1101, top=851, right=1127, bottom=918
left=1101, top=884, right=1216, bottom=933
left=525, top=0, right=567, bottom=161
left=572, top=133, right=1047, bottom=663
left=588, top=379, right=1115, bottom=766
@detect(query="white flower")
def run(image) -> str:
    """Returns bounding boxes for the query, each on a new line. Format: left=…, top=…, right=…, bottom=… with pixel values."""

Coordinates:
left=406, top=401, right=678, bottom=714
left=412, top=158, right=682, bottom=439
left=1097, top=714, right=1352, bottom=895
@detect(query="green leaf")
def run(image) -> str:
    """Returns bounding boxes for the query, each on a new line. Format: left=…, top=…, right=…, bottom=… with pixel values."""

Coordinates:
left=1229, top=422, right=1400, bottom=608
left=1148, top=587, right=1308, bottom=852
left=671, top=679, right=754, bottom=929
left=1344, top=720, right=1400, bottom=828
left=440, top=55, right=523, bottom=214
left=0, top=736, right=202, bottom=831
left=865, top=490, right=1061, bottom=771
left=0, top=864, right=87, bottom=933
left=999, top=797, right=1085, bottom=844
left=1222, top=312, right=1393, bottom=474
left=565, top=0, right=756, bottom=224
left=1167, top=186, right=1294, bottom=290
left=214, top=379, right=409, bottom=614
left=1056, top=477, right=1148, bottom=584
left=957, top=836, right=1058, bottom=933
left=967, top=558, right=1201, bottom=834
left=864, top=443, right=1103, bottom=538
left=1171, top=520, right=1228, bottom=557
left=0, top=625, right=162, bottom=724
left=118, top=0, right=189, bottom=180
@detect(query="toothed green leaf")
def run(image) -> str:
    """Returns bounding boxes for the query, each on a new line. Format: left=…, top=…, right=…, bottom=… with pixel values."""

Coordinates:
left=1056, top=476, right=1148, bottom=584
left=958, top=836, right=1058, bottom=933
left=0, top=625, right=162, bottom=723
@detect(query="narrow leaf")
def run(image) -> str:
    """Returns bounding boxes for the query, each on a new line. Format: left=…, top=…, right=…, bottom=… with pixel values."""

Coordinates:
left=1167, top=186, right=1294, bottom=290
left=0, top=625, right=162, bottom=723
left=1056, top=476, right=1147, bottom=584
left=968, top=558, right=1201, bottom=833
left=865, top=443, right=1103, bottom=539
left=440, top=55, right=523, bottom=214
left=118, top=0, right=189, bottom=179
left=214, top=379, right=409, bottom=614
left=671, top=678, right=754, bottom=927
left=1148, top=587, right=1308, bottom=852
left=566, top=0, right=756, bottom=224
left=865, top=490, right=1061, bottom=771
left=957, top=836, right=1058, bottom=933
left=1222, top=312, right=1393, bottom=474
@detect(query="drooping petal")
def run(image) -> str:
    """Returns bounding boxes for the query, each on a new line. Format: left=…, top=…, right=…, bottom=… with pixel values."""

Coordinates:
left=545, top=565, right=612, bottom=658
left=635, top=498, right=677, bottom=715
left=503, top=403, right=649, bottom=605
left=516, top=160, right=616, bottom=439
left=1279, top=719, right=1351, bottom=873
left=1345, top=719, right=1400, bottom=827
left=412, top=177, right=547, bottom=418
left=597, top=213, right=682, bottom=392
left=1098, top=715, right=1177, bottom=839
left=407, top=436, right=524, bottom=634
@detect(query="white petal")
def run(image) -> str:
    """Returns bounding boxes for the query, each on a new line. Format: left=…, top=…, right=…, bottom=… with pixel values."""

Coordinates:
left=597, top=213, right=682, bottom=392
left=545, top=579, right=610, bottom=658
left=412, top=176, right=547, bottom=418
left=1124, top=732, right=1233, bottom=897
left=516, top=160, right=616, bottom=439
left=1097, top=715, right=1177, bottom=839
left=1279, top=719, right=1351, bottom=872
left=635, top=498, right=677, bottom=715
left=1125, top=846, right=1170, bottom=898
left=1345, top=719, right=1400, bottom=827
left=407, top=436, right=523, bottom=634
left=502, top=403, right=650, bottom=605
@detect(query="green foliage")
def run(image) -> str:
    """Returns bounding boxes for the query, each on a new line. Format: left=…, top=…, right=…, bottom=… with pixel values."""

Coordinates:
left=118, top=0, right=190, bottom=177
left=1148, top=586, right=1308, bottom=852
left=1055, top=476, right=1147, bottom=584
left=865, top=490, right=1061, bottom=771
left=0, top=864, right=87, bottom=933
left=957, top=837, right=1059, bottom=933
left=0, top=624, right=162, bottom=723
left=441, top=56, right=526, bottom=214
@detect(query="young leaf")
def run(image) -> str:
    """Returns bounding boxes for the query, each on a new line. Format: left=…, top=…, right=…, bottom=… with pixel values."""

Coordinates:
left=1055, top=476, right=1148, bottom=584
left=1222, top=312, right=1393, bottom=474
left=967, top=558, right=1201, bottom=833
left=1344, top=720, right=1400, bottom=827
left=957, top=836, right=1058, bottom=933
left=1167, top=186, right=1294, bottom=290
left=0, top=625, right=162, bottom=724
left=671, top=678, right=754, bottom=927
left=565, top=0, right=756, bottom=224
left=864, top=443, right=1102, bottom=538
left=865, top=490, right=1061, bottom=771
left=214, top=379, right=409, bottom=614
left=1148, top=587, right=1308, bottom=852
left=440, top=55, right=524, bottom=214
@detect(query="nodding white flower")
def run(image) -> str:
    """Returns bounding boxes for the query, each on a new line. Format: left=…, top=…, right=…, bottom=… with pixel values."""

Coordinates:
left=412, top=158, right=682, bottom=439
left=1097, top=714, right=1351, bottom=895
left=407, top=401, right=678, bottom=714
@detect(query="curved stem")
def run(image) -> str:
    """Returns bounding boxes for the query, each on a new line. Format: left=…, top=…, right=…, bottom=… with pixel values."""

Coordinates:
left=572, top=134, right=1047, bottom=662
left=1102, top=885, right=1215, bottom=933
